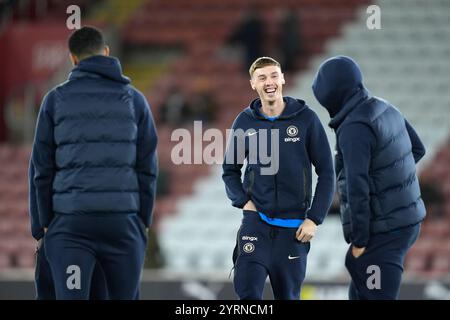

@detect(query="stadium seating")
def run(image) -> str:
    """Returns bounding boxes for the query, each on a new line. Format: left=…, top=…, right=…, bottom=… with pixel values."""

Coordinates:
left=1, top=0, right=449, bottom=282
left=0, top=144, right=34, bottom=268
left=287, top=0, right=450, bottom=279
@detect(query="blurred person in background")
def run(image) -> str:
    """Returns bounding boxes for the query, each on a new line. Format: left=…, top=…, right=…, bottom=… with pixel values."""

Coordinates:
left=312, top=55, right=426, bottom=300
left=30, top=26, right=158, bottom=299
left=278, top=7, right=302, bottom=72
left=222, top=57, right=335, bottom=300
left=228, top=5, right=265, bottom=73
left=188, top=78, right=217, bottom=124
left=159, top=85, right=191, bottom=126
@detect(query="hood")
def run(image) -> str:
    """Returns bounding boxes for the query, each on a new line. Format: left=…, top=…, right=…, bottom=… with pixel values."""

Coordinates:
left=69, top=55, right=130, bottom=84
left=244, top=96, right=308, bottom=120
left=312, top=55, right=366, bottom=118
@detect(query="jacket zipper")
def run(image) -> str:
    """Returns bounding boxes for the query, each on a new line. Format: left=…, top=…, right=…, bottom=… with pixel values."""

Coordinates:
left=272, top=122, right=278, bottom=217
left=247, top=168, right=254, bottom=196
left=303, top=168, right=308, bottom=209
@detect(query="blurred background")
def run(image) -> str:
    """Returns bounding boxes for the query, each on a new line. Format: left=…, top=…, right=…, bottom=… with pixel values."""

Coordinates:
left=0, top=0, right=449, bottom=299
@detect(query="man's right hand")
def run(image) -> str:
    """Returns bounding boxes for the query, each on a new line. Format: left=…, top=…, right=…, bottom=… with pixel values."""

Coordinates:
left=36, top=238, right=43, bottom=252
left=243, top=200, right=257, bottom=211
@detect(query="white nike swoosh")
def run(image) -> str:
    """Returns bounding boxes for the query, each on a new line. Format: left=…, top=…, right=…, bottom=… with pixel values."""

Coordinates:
left=288, top=255, right=300, bottom=260
left=247, top=131, right=257, bottom=136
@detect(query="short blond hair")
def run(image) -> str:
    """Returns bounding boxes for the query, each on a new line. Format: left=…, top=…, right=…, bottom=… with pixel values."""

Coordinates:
left=249, top=56, right=281, bottom=77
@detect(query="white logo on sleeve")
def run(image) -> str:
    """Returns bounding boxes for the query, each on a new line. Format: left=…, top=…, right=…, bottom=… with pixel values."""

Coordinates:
left=288, top=255, right=300, bottom=260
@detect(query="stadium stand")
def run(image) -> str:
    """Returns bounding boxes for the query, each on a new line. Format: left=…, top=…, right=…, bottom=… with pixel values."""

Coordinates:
left=156, top=0, right=450, bottom=280
left=138, top=0, right=370, bottom=276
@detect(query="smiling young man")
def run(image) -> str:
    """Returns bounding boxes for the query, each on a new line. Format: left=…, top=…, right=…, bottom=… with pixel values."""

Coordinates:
left=222, top=57, right=335, bottom=300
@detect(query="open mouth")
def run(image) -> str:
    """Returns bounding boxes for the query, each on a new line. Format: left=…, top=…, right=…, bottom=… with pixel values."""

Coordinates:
left=264, top=88, right=276, bottom=94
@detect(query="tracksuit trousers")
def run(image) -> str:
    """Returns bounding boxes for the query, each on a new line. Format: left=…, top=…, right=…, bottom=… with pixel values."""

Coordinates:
left=35, top=236, right=108, bottom=300
left=44, top=213, right=147, bottom=300
left=233, top=210, right=310, bottom=300
left=345, top=223, right=421, bottom=300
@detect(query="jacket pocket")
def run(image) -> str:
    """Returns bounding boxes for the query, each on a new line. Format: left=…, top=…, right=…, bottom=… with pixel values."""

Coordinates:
left=242, top=210, right=259, bottom=224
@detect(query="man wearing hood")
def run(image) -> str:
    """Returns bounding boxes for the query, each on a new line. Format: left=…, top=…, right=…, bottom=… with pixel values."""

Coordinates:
left=312, top=56, right=426, bottom=299
left=30, top=26, right=158, bottom=299
left=222, top=57, right=335, bottom=300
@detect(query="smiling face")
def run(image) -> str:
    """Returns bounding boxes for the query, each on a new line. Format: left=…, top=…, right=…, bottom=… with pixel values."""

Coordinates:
left=250, top=65, right=285, bottom=104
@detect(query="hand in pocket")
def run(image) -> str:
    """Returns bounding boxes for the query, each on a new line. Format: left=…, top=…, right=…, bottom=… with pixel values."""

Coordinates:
left=243, top=200, right=257, bottom=212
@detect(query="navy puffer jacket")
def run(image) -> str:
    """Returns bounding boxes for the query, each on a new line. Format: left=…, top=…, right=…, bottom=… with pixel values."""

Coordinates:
left=31, top=55, right=158, bottom=229
left=312, top=56, right=426, bottom=246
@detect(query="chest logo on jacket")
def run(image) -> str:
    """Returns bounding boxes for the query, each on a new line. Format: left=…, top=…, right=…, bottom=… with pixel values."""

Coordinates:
left=287, top=125, right=298, bottom=137
left=285, top=125, right=300, bottom=143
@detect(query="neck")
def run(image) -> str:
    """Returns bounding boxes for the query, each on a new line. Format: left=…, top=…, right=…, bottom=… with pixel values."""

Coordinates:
left=261, top=98, right=285, bottom=117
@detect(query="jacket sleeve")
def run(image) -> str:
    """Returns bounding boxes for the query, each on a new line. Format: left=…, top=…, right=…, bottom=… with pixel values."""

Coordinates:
left=31, top=91, right=56, bottom=228
left=222, top=115, right=250, bottom=209
left=134, top=91, right=158, bottom=227
left=338, top=123, right=376, bottom=248
left=305, top=113, right=336, bottom=225
left=405, top=119, right=426, bottom=163
left=28, top=160, right=44, bottom=240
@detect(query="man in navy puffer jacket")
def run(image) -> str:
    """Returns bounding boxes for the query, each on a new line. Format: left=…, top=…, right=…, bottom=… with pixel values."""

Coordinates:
left=30, top=26, right=158, bottom=299
left=312, top=56, right=426, bottom=299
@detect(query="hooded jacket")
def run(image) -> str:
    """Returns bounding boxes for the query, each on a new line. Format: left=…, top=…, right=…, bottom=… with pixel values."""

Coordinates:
left=312, top=56, right=426, bottom=246
left=222, top=96, right=335, bottom=225
left=30, top=55, right=158, bottom=230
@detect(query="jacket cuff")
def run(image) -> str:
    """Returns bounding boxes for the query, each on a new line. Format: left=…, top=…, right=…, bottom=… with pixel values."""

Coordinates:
left=352, top=241, right=368, bottom=248
left=40, top=212, right=54, bottom=229
left=232, top=194, right=251, bottom=209
left=306, top=215, right=322, bottom=226
left=33, top=230, right=45, bottom=241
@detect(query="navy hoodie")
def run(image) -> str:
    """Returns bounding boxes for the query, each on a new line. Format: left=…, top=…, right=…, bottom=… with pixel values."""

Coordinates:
left=312, top=56, right=426, bottom=247
left=30, top=55, right=158, bottom=231
left=222, top=97, right=335, bottom=225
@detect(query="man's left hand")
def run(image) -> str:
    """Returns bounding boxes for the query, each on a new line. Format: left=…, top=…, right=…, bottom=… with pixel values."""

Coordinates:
left=296, top=218, right=317, bottom=242
left=351, top=245, right=366, bottom=258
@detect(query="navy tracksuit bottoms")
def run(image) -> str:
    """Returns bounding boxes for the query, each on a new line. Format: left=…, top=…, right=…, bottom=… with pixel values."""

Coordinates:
left=233, top=210, right=310, bottom=300
left=35, top=237, right=108, bottom=300
left=44, top=213, right=147, bottom=300
left=345, top=223, right=421, bottom=300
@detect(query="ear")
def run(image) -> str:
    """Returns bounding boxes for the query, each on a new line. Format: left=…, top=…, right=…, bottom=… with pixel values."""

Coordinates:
left=281, top=73, right=286, bottom=85
left=249, top=79, right=256, bottom=90
left=69, top=53, right=79, bottom=66
left=103, top=45, right=110, bottom=57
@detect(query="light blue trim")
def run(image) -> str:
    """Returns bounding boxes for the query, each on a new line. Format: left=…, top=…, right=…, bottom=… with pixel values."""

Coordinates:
left=264, top=115, right=279, bottom=122
left=258, top=212, right=303, bottom=228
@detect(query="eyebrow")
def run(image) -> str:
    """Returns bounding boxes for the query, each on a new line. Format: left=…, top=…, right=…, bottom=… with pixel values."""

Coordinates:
left=255, top=70, right=279, bottom=78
